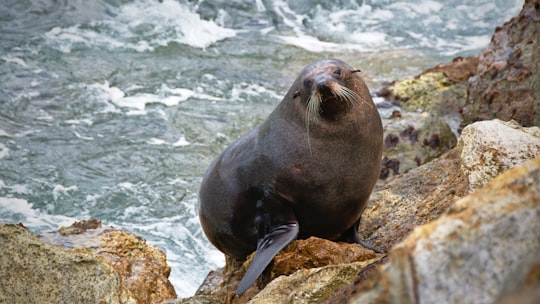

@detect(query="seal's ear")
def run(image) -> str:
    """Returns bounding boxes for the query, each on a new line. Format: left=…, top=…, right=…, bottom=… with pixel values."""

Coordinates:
left=351, top=69, right=361, bottom=73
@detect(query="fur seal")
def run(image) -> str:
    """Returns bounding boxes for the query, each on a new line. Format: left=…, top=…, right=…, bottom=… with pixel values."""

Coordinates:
left=198, top=58, right=383, bottom=295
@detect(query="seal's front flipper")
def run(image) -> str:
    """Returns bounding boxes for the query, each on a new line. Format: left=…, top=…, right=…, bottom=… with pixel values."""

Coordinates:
left=235, top=222, right=299, bottom=295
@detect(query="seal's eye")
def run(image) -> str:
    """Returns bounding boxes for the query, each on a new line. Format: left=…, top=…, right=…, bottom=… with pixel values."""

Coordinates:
left=293, top=90, right=300, bottom=98
left=303, top=79, right=313, bottom=88
left=333, top=68, right=342, bottom=77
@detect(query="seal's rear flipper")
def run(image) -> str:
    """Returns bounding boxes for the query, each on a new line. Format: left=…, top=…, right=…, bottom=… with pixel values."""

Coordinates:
left=235, top=222, right=298, bottom=295
left=339, top=219, right=382, bottom=253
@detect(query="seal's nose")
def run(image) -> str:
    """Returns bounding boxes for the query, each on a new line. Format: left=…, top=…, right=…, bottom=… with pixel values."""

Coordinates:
left=313, top=74, right=333, bottom=91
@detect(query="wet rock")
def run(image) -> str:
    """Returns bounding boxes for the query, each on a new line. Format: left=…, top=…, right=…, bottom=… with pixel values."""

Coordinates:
left=0, top=220, right=176, bottom=304
left=464, top=0, right=540, bottom=127
left=380, top=112, right=457, bottom=179
left=459, top=119, right=540, bottom=192
left=351, top=158, right=540, bottom=304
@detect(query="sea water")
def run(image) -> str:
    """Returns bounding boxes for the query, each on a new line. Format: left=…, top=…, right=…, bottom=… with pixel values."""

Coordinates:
left=0, top=0, right=522, bottom=297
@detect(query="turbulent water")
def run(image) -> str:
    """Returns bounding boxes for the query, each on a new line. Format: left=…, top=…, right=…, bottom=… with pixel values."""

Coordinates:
left=0, top=0, right=522, bottom=296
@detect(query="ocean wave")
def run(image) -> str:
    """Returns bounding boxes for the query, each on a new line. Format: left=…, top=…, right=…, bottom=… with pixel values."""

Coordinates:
left=43, top=0, right=236, bottom=53
left=84, top=82, right=220, bottom=115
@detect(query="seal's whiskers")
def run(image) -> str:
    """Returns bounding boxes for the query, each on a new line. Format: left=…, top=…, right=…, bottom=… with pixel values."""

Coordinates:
left=334, top=84, right=373, bottom=109
left=305, top=92, right=321, bottom=156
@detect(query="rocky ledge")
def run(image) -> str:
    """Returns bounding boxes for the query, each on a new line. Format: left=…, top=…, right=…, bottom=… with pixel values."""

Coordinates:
left=1, top=1, right=539, bottom=303
left=0, top=220, right=176, bottom=303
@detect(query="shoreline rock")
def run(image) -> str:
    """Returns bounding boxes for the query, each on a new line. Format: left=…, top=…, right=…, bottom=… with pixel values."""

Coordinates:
left=0, top=220, right=176, bottom=304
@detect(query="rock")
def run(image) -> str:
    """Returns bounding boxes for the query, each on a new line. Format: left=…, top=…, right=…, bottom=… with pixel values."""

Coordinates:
left=464, top=0, right=540, bottom=127
left=459, top=119, right=540, bottom=192
left=192, top=237, right=384, bottom=303
left=375, top=56, right=477, bottom=120
left=380, top=112, right=457, bottom=179
left=249, top=259, right=381, bottom=304
left=362, top=119, right=540, bottom=253
left=376, top=0, right=539, bottom=130
left=351, top=158, right=540, bottom=304
left=0, top=220, right=176, bottom=304
left=360, top=140, right=468, bottom=254
left=0, top=223, right=131, bottom=303
left=270, top=237, right=380, bottom=278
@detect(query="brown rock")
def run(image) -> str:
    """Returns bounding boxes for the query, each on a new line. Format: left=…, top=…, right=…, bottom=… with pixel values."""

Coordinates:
left=40, top=220, right=177, bottom=303
left=271, top=237, right=380, bottom=279
left=193, top=237, right=383, bottom=303
left=250, top=259, right=381, bottom=304
left=464, top=0, right=540, bottom=127
left=424, top=56, right=480, bottom=82
left=0, top=223, right=130, bottom=303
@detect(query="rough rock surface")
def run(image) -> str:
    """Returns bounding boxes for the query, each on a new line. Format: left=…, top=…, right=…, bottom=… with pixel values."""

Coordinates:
left=376, top=56, right=478, bottom=117
left=0, top=220, right=176, bottom=304
left=459, top=119, right=540, bottom=191
left=0, top=223, right=130, bottom=303
left=380, top=111, right=457, bottom=179
left=189, top=237, right=383, bottom=303
left=464, top=0, right=540, bottom=127
left=351, top=158, right=540, bottom=304
left=376, top=0, right=539, bottom=130
left=249, top=259, right=380, bottom=304
left=362, top=119, right=540, bottom=253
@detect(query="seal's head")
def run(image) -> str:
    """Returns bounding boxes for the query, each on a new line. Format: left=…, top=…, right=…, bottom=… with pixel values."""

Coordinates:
left=292, top=59, right=370, bottom=123
left=286, top=59, right=373, bottom=152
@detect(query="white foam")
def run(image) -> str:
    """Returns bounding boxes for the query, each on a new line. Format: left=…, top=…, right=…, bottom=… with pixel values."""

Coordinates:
left=172, top=135, right=190, bottom=147
left=73, top=131, right=94, bottom=141
left=86, top=82, right=220, bottom=113
left=270, top=1, right=389, bottom=53
left=1, top=56, right=29, bottom=68
left=64, top=118, right=93, bottom=126
left=44, top=0, right=236, bottom=52
left=0, top=181, right=31, bottom=195
left=0, top=129, right=12, bottom=137
left=230, top=82, right=281, bottom=101
left=0, top=143, right=9, bottom=159
left=52, top=184, right=79, bottom=201
left=0, top=197, right=76, bottom=230
left=148, top=138, right=167, bottom=145
left=9, top=184, right=30, bottom=194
